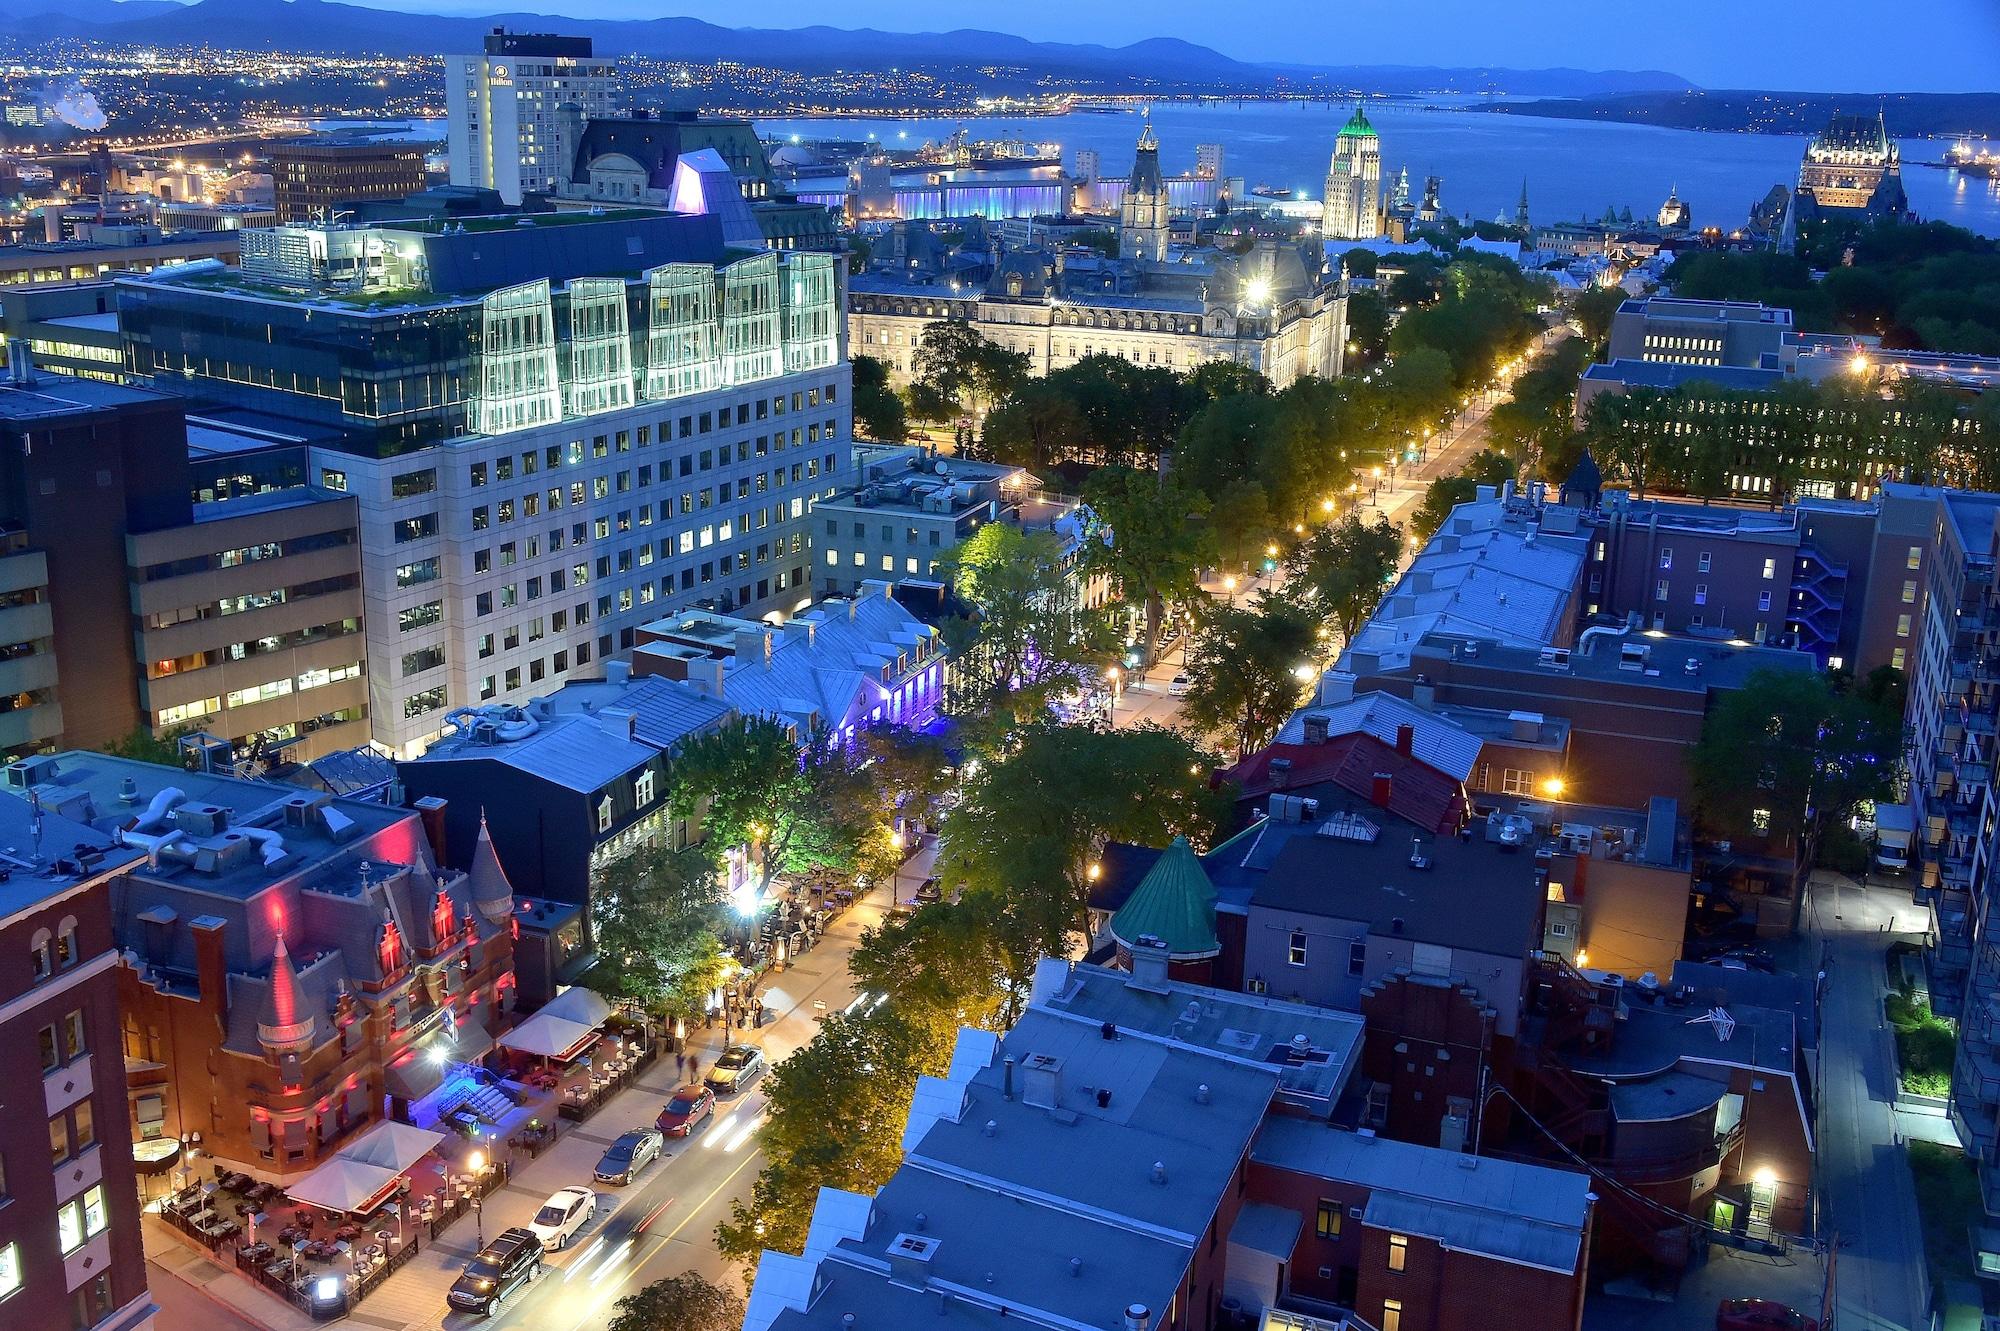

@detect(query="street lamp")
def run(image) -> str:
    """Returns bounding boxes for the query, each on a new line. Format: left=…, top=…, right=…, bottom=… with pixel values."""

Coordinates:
left=1104, top=666, right=1121, bottom=722
left=1542, top=777, right=1567, bottom=836
left=466, top=1148, right=487, bottom=1246
left=1224, top=575, right=1237, bottom=606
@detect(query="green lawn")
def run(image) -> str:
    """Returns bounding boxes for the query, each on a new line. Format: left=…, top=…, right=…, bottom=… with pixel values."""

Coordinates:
left=1908, top=1139, right=1981, bottom=1289
left=1888, top=988, right=1958, bottom=1098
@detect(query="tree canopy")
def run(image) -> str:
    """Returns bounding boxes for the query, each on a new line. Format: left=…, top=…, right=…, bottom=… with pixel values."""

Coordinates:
left=1179, top=598, right=1319, bottom=758
left=609, top=1274, right=744, bottom=1331
left=937, top=522, right=1115, bottom=728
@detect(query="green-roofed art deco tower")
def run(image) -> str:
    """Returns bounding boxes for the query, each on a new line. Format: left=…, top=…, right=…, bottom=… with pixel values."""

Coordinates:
left=1322, top=102, right=1382, bottom=241
left=1109, top=835, right=1220, bottom=982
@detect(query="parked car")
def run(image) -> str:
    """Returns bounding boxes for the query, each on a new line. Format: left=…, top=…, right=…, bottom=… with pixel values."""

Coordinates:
left=593, top=1128, right=665, bottom=1185
left=1169, top=674, right=1190, bottom=697
left=525, top=1186, right=595, bottom=1250
left=448, top=1227, right=542, bottom=1315
left=913, top=877, right=943, bottom=905
left=1716, top=1298, right=1818, bottom=1331
left=656, top=1084, right=716, bottom=1138
left=705, top=1043, right=767, bottom=1094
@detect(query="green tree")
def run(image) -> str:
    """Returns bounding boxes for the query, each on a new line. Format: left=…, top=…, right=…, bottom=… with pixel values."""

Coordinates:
left=1569, top=286, right=1626, bottom=353
left=937, top=722, right=1229, bottom=957
left=584, top=842, right=730, bottom=1016
left=980, top=380, right=1086, bottom=470
left=1691, top=667, right=1902, bottom=929
left=850, top=354, right=908, bottom=443
left=849, top=891, right=1038, bottom=1039
left=1180, top=599, right=1319, bottom=758
left=608, top=1273, right=744, bottom=1331
left=1283, top=514, right=1404, bottom=645
left=911, top=320, right=1030, bottom=420
left=1080, top=466, right=1218, bottom=665
left=937, top=522, right=1115, bottom=726
left=858, top=723, right=957, bottom=832
left=1343, top=289, right=1390, bottom=362
left=97, top=725, right=189, bottom=766
left=670, top=718, right=880, bottom=897
left=714, top=1005, right=953, bottom=1266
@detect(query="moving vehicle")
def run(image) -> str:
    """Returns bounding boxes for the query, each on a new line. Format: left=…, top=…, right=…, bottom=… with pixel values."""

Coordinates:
left=592, top=1128, right=665, bottom=1185
left=448, top=1227, right=542, bottom=1315
left=1716, top=1298, right=1818, bottom=1331
left=705, top=1043, right=767, bottom=1094
left=525, top=1186, right=595, bottom=1250
left=656, top=1084, right=716, bottom=1138
left=1169, top=674, right=1191, bottom=697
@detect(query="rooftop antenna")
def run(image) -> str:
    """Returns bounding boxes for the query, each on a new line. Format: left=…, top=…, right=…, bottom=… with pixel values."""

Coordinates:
left=1685, top=1006, right=1736, bottom=1043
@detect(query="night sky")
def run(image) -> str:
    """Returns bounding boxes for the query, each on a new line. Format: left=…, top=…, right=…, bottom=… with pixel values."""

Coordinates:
left=389, top=0, right=1998, bottom=93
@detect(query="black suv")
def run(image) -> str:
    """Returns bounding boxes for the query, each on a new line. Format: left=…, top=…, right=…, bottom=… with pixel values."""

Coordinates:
left=448, top=1227, right=543, bottom=1315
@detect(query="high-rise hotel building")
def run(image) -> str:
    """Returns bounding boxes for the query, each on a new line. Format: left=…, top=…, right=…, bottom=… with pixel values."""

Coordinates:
left=117, top=201, right=849, bottom=758
left=446, top=30, right=619, bottom=206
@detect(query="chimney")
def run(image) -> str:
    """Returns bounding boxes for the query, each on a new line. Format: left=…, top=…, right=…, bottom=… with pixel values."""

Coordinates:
left=7, top=339, right=36, bottom=387
left=192, top=915, right=229, bottom=1022
left=1124, top=1306, right=1152, bottom=1331
left=1371, top=772, right=1394, bottom=808
left=1301, top=715, right=1329, bottom=746
left=603, top=658, right=633, bottom=687
left=1128, top=934, right=1171, bottom=992
left=685, top=655, right=726, bottom=700
left=1411, top=674, right=1436, bottom=711
left=1317, top=670, right=1357, bottom=706
left=1395, top=723, right=1415, bottom=757
left=1021, top=1053, right=1064, bottom=1109
left=411, top=795, right=449, bottom=865
left=732, top=627, right=771, bottom=662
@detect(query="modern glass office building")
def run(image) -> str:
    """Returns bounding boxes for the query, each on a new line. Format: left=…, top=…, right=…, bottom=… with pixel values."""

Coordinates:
left=118, top=206, right=852, bottom=756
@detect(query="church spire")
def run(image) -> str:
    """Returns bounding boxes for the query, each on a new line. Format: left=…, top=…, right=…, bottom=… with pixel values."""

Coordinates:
left=1516, top=178, right=1531, bottom=229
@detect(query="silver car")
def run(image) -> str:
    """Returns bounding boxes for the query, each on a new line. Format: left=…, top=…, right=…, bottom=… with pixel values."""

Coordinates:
left=593, top=1128, right=665, bottom=1185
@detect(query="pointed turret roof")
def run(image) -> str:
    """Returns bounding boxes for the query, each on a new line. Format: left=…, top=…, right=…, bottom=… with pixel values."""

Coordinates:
left=468, top=812, right=516, bottom=924
left=1561, top=448, right=1603, bottom=507
left=1109, top=836, right=1219, bottom=961
left=256, top=933, right=316, bottom=1051
left=1130, top=122, right=1163, bottom=196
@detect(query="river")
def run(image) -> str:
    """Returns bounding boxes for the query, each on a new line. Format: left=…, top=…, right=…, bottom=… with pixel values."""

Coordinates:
left=754, top=99, right=2000, bottom=240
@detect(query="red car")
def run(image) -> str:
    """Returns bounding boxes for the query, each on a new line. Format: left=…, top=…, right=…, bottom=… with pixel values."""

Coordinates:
left=656, top=1084, right=716, bottom=1138
left=1717, top=1298, right=1818, bottom=1331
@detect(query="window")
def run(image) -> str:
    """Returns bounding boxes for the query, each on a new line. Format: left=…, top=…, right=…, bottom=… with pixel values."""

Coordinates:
left=1387, top=1234, right=1408, bottom=1272
left=1655, top=579, right=1669, bottom=603
left=1698, top=551, right=1712, bottom=572
left=597, top=795, right=614, bottom=834
left=395, top=558, right=439, bottom=588
left=1288, top=931, right=1308, bottom=967
left=398, top=601, right=443, bottom=633
left=1381, top=1299, right=1402, bottom=1331
left=1908, top=545, right=1923, bottom=571
left=63, top=1009, right=85, bottom=1059
left=1902, top=580, right=1918, bottom=604
left=1758, top=590, right=1772, bottom=611
left=390, top=467, right=436, bottom=498
left=0, top=1242, right=18, bottom=1301
left=72, top=1100, right=93, bottom=1153
left=56, top=1184, right=107, bottom=1255
left=1762, top=558, right=1777, bottom=580
left=1752, top=808, right=1772, bottom=833
left=1658, top=548, right=1672, bottom=570
left=402, top=647, right=445, bottom=677
left=393, top=513, right=438, bottom=544
left=56, top=922, right=77, bottom=970
left=1694, top=584, right=1707, bottom=606
left=1348, top=940, right=1366, bottom=977
left=1897, top=614, right=1912, bottom=638
left=1892, top=647, right=1908, bottom=671
left=39, top=1023, right=58, bottom=1071
left=404, top=687, right=446, bottom=719
left=1500, top=768, right=1534, bottom=795
left=1315, top=1199, right=1342, bottom=1239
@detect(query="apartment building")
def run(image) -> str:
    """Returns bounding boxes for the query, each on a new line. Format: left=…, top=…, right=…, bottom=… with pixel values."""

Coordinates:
left=118, top=206, right=850, bottom=757
left=0, top=793, right=154, bottom=1331
left=445, top=30, right=619, bottom=206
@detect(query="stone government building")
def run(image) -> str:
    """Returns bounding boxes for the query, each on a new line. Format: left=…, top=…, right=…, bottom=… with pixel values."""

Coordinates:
left=848, top=128, right=1349, bottom=391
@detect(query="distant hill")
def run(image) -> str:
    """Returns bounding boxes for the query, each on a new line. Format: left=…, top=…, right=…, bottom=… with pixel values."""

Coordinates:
left=0, top=0, right=1697, bottom=95
left=1485, top=90, right=2000, bottom=138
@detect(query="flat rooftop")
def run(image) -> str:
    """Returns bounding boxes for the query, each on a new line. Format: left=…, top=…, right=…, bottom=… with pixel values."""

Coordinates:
left=0, top=793, right=142, bottom=927
left=1029, top=959, right=1365, bottom=1110
left=1403, top=628, right=1816, bottom=693
left=1569, top=987, right=1801, bottom=1080
left=0, top=374, right=168, bottom=421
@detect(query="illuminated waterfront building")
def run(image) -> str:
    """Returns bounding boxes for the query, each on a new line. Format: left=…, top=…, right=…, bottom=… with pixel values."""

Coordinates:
left=1792, top=108, right=1908, bottom=236
left=445, top=29, right=619, bottom=206
left=1321, top=102, right=1382, bottom=240
left=118, top=203, right=850, bottom=758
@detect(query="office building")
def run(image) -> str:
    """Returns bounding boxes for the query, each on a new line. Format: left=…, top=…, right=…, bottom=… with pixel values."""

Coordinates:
left=0, top=366, right=366, bottom=765
left=446, top=29, right=619, bottom=206
left=118, top=203, right=850, bottom=758
left=813, top=444, right=1097, bottom=599
left=0, top=228, right=239, bottom=288
left=1321, top=104, right=1382, bottom=241
left=0, top=282, right=122, bottom=381
left=0, top=750, right=517, bottom=1176
left=0, top=791, right=154, bottom=1331
left=269, top=140, right=429, bottom=224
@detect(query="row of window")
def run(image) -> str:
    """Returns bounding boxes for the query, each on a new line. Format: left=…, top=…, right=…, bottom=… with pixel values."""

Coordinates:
left=138, top=528, right=353, bottom=583
left=466, top=447, right=835, bottom=533
left=141, top=574, right=360, bottom=630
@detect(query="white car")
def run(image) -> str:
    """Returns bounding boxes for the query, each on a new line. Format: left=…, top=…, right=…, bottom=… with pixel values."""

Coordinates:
left=1169, top=674, right=1191, bottom=698
left=526, top=1186, right=595, bottom=1250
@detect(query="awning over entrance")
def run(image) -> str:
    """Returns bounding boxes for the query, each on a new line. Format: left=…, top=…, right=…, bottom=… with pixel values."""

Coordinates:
left=497, top=986, right=611, bottom=1062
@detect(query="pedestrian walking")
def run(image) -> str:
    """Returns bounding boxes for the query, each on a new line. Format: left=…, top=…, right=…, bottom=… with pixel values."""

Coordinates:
left=674, top=1051, right=686, bottom=1079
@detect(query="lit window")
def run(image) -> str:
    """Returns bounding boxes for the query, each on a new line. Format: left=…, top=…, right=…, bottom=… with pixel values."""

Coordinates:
left=1752, top=808, right=1772, bottom=833
left=1897, top=615, right=1912, bottom=638
left=1908, top=545, right=1922, bottom=571
left=1762, top=558, right=1777, bottom=580
left=1288, top=931, right=1308, bottom=967
left=1388, top=1234, right=1408, bottom=1272
left=1892, top=647, right=1907, bottom=671
left=1902, top=580, right=1917, bottom=604
left=1382, top=1299, right=1403, bottom=1331
left=0, top=1241, right=18, bottom=1300
left=1315, top=1199, right=1342, bottom=1239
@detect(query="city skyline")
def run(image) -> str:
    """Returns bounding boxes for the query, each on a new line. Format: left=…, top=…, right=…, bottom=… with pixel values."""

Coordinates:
left=352, top=0, right=2000, bottom=93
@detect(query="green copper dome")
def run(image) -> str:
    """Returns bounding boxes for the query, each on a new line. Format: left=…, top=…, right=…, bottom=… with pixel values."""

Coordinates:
left=1337, top=103, right=1376, bottom=139
left=1109, top=836, right=1220, bottom=960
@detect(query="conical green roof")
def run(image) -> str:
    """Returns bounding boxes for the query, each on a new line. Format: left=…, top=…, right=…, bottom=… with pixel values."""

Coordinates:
left=1110, top=836, right=1220, bottom=960
left=1337, top=103, right=1376, bottom=139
